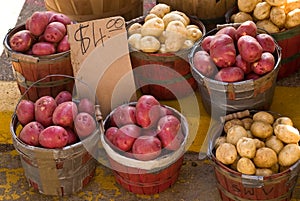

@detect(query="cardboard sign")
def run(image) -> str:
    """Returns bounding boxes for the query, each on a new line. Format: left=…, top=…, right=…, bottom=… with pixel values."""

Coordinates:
left=67, top=16, right=137, bottom=117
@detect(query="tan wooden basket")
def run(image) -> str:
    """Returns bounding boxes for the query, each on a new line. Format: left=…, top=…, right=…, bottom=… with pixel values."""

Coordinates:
left=44, top=0, right=143, bottom=22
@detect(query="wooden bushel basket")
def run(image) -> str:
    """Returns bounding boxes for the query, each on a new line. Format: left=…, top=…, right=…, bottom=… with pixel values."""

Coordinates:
left=10, top=75, right=102, bottom=196
left=101, top=103, right=189, bottom=195
left=3, top=24, right=74, bottom=102
left=127, top=16, right=206, bottom=100
left=44, top=0, right=143, bottom=22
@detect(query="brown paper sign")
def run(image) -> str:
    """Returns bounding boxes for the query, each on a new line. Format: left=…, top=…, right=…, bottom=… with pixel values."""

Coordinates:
left=67, top=16, right=137, bottom=117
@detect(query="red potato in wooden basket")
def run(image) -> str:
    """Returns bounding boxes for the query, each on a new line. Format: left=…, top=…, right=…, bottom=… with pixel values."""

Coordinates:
left=52, top=101, right=78, bottom=127
left=32, top=42, right=56, bottom=56
left=9, top=30, right=34, bottom=52
left=132, top=135, right=162, bottom=161
left=16, top=99, right=35, bottom=125
left=27, top=11, right=49, bottom=36
left=105, top=127, right=119, bottom=145
left=57, top=35, right=70, bottom=53
left=19, top=121, right=44, bottom=146
left=113, top=124, right=141, bottom=151
left=111, top=105, right=136, bottom=127
left=39, top=125, right=69, bottom=148
left=49, top=13, right=72, bottom=26
left=35, top=96, right=57, bottom=127
left=44, top=21, right=67, bottom=43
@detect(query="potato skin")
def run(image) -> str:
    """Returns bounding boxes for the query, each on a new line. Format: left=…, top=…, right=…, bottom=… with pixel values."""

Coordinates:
left=236, top=137, right=256, bottom=158
left=253, top=147, right=278, bottom=168
left=253, top=111, right=275, bottom=124
left=250, top=121, right=273, bottom=139
left=226, top=125, right=248, bottom=145
left=214, top=67, right=245, bottom=83
left=237, top=35, right=263, bottom=63
left=278, top=144, right=300, bottom=166
left=32, top=42, right=56, bottom=56
left=274, top=124, right=300, bottom=144
left=251, top=52, right=275, bottom=75
left=237, top=157, right=256, bottom=174
left=265, top=135, right=284, bottom=154
left=193, top=50, right=218, bottom=78
left=216, top=143, right=238, bottom=165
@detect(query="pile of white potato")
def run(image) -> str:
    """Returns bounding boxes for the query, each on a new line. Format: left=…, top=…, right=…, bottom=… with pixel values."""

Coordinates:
left=230, top=0, right=300, bottom=33
left=215, top=111, right=300, bottom=176
left=127, top=3, right=203, bottom=53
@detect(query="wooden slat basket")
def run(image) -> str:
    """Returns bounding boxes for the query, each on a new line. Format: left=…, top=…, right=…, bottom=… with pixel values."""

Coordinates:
left=44, top=0, right=143, bottom=22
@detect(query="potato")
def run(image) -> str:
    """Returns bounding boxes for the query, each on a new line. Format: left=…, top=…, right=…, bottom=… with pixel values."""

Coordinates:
left=52, top=101, right=78, bottom=127
left=238, top=0, right=259, bottom=12
left=256, top=33, right=276, bottom=53
left=57, top=35, right=70, bottom=53
left=128, top=33, right=142, bottom=50
left=236, top=137, right=257, bottom=158
left=78, top=98, right=95, bottom=116
left=39, top=125, right=68, bottom=148
left=226, top=125, right=248, bottom=145
left=55, top=90, right=72, bottom=105
left=224, top=119, right=244, bottom=133
left=253, top=147, right=278, bottom=168
left=270, top=6, right=286, bottom=28
left=165, top=21, right=187, bottom=52
left=265, top=0, right=286, bottom=6
left=162, top=12, right=188, bottom=28
left=285, top=8, right=300, bottom=29
left=209, top=34, right=236, bottom=68
left=19, top=121, right=44, bottom=146
left=256, top=20, right=280, bottom=33
left=237, top=157, right=256, bottom=174
left=255, top=168, right=273, bottom=176
left=9, top=30, right=34, bottom=52
left=193, top=50, right=218, bottom=78
left=182, top=40, right=194, bottom=49
left=236, top=54, right=252, bottom=74
left=237, top=35, right=263, bottom=63
left=171, top=11, right=190, bottom=25
left=49, top=13, right=71, bottom=26
left=241, top=117, right=254, bottom=130
left=141, top=17, right=164, bottom=37
left=35, top=96, right=57, bottom=127
left=186, top=27, right=203, bottom=42
left=145, top=14, right=158, bottom=22
left=16, top=99, right=35, bottom=125
left=274, top=124, right=300, bottom=144
left=201, top=35, right=215, bottom=52
left=284, top=0, right=300, bottom=14
left=216, top=142, right=238, bottom=165
left=233, top=12, right=253, bottom=23
left=27, top=11, right=49, bottom=36
left=278, top=144, right=300, bottom=166
left=253, top=2, right=271, bottom=20
left=214, top=136, right=227, bottom=149
left=216, top=26, right=237, bottom=40
left=253, top=138, right=265, bottom=148
left=235, top=20, right=257, bottom=39
left=44, top=22, right=66, bottom=43
left=253, top=111, right=275, bottom=124
left=32, top=42, right=56, bottom=56
left=214, top=67, right=245, bottom=83
left=265, top=135, right=284, bottom=154
left=251, top=121, right=273, bottom=138
left=139, top=36, right=160, bottom=53
left=74, top=112, right=97, bottom=138
left=273, top=117, right=294, bottom=128
left=149, top=3, right=170, bottom=18
left=128, top=22, right=142, bottom=36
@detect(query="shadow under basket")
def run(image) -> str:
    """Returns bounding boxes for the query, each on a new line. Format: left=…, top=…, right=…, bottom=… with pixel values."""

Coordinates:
left=101, top=103, right=189, bottom=195
left=3, top=24, right=74, bottom=102
left=127, top=16, right=206, bottom=100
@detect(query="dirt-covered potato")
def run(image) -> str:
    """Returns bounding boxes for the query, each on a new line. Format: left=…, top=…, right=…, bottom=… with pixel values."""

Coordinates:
left=285, top=8, right=300, bottom=29
left=253, top=2, right=271, bottom=20
left=237, top=157, right=256, bottom=174
left=270, top=6, right=286, bottom=28
left=278, top=144, right=300, bottom=166
left=251, top=121, right=273, bottom=139
left=273, top=116, right=294, bottom=128
left=274, top=124, right=300, bottom=144
left=255, top=168, right=273, bottom=176
left=253, top=111, right=274, bottom=124
left=224, top=119, right=244, bottom=133
left=233, top=12, right=253, bottom=23
left=256, top=20, right=280, bottom=33
left=236, top=137, right=256, bottom=158
left=226, top=125, right=248, bottom=145
left=253, top=147, right=278, bottom=168
left=238, top=0, right=259, bottom=12
left=241, top=117, right=254, bottom=130
left=216, top=142, right=238, bottom=165
left=265, top=135, right=284, bottom=154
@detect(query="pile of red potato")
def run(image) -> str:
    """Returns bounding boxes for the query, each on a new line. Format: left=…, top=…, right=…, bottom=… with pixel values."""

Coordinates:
left=104, top=95, right=185, bottom=161
left=192, top=20, right=277, bottom=82
left=9, top=11, right=72, bottom=55
left=16, top=91, right=96, bottom=148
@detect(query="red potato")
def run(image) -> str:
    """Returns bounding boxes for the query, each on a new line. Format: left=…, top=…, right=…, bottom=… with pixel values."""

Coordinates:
left=32, top=42, right=56, bottom=56
left=78, top=98, right=95, bottom=116
left=237, top=35, right=263, bottom=63
left=35, top=96, right=57, bottom=127
left=201, top=35, right=215, bottom=52
left=157, top=115, right=181, bottom=149
left=214, top=67, right=245, bottom=82
left=9, top=30, right=34, bottom=52
left=142, top=128, right=158, bottom=137
left=246, top=72, right=261, bottom=80
left=44, top=22, right=67, bottom=43
left=193, top=50, right=218, bottom=78
left=38, top=34, right=46, bottom=42
left=132, top=135, right=162, bottom=161
left=105, top=127, right=119, bottom=144
left=65, top=127, right=79, bottom=145
left=235, top=54, right=252, bottom=74
left=55, top=90, right=72, bottom=105
left=136, top=95, right=161, bottom=129
left=74, top=112, right=96, bottom=138
left=49, top=13, right=72, bottom=26
left=251, top=52, right=275, bottom=75
left=16, top=99, right=35, bottom=125
left=57, top=35, right=70, bottom=53
left=52, top=101, right=78, bottom=127
left=165, top=130, right=184, bottom=150
left=39, top=125, right=68, bottom=148
left=210, top=34, right=236, bottom=68
left=27, top=11, right=49, bottom=36
left=256, top=33, right=276, bottom=53
left=19, top=121, right=44, bottom=146
left=111, top=105, right=136, bottom=127
left=216, top=26, right=237, bottom=40
left=160, top=106, right=174, bottom=117
left=45, top=11, right=56, bottom=21
left=235, top=20, right=257, bottom=40
left=113, top=124, right=141, bottom=151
